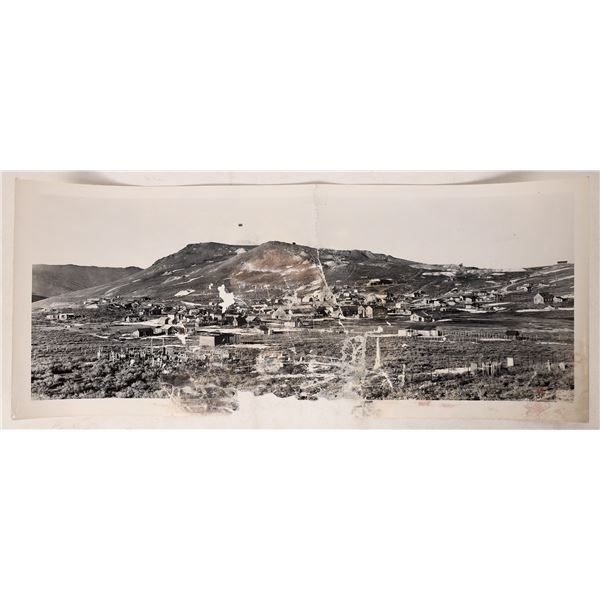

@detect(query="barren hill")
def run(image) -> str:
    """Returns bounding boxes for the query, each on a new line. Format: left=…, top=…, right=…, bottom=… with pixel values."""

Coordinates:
left=32, top=264, right=142, bottom=301
left=32, top=242, right=574, bottom=308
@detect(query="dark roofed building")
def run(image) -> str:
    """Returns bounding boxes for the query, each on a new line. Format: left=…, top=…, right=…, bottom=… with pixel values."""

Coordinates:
left=196, top=332, right=240, bottom=347
left=340, top=305, right=361, bottom=318
left=131, top=326, right=154, bottom=337
left=533, top=292, right=555, bottom=304
left=365, top=305, right=388, bottom=319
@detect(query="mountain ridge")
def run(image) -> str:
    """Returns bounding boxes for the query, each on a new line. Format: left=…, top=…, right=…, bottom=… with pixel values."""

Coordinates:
left=32, top=241, right=574, bottom=309
left=32, top=264, right=143, bottom=301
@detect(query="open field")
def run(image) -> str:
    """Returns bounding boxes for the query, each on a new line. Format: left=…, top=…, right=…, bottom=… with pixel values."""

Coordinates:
left=31, top=308, right=574, bottom=409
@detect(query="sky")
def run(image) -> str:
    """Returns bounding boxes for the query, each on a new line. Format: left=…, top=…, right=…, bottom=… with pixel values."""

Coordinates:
left=20, top=184, right=575, bottom=270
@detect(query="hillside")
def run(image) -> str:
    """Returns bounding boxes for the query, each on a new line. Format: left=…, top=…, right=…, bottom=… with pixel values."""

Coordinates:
left=32, top=264, right=142, bottom=300
left=32, top=241, right=574, bottom=308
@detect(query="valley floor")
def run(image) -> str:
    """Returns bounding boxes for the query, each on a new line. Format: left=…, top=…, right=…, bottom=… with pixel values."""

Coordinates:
left=30, top=310, right=575, bottom=411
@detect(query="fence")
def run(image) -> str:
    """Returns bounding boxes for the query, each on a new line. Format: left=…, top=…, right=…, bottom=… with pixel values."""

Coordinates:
left=395, top=358, right=572, bottom=385
left=445, top=330, right=540, bottom=341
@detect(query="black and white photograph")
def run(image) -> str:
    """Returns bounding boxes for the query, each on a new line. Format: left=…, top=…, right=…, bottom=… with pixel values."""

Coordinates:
left=6, top=176, right=590, bottom=425
left=2, top=4, right=599, bottom=600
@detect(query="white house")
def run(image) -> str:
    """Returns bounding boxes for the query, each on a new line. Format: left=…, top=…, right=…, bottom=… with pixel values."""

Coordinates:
left=58, top=313, right=76, bottom=321
left=272, top=306, right=292, bottom=320
left=409, top=311, right=433, bottom=323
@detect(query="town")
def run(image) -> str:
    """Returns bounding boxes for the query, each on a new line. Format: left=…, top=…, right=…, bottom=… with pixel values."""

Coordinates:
left=32, top=265, right=575, bottom=410
left=42, top=280, right=573, bottom=340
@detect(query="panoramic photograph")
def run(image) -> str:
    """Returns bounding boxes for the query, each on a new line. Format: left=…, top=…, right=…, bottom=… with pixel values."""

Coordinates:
left=27, top=184, right=576, bottom=414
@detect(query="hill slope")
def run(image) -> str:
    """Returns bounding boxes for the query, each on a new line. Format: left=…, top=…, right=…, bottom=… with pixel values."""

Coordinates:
left=32, top=242, right=574, bottom=308
left=32, top=264, right=142, bottom=300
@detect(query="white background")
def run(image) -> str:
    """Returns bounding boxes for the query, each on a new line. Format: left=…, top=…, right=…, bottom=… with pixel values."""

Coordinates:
left=1, top=2, right=599, bottom=600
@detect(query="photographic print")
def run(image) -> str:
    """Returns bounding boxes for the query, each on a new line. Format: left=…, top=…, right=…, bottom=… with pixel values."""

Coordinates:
left=6, top=176, right=592, bottom=426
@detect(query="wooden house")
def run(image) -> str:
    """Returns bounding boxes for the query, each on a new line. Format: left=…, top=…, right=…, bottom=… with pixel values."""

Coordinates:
left=365, top=305, right=387, bottom=319
left=196, top=332, right=240, bottom=347
left=131, top=326, right=154, bottom=338
left=409, top=311, right=433, bottom=323
left=533, top=292, right=554, bottom=304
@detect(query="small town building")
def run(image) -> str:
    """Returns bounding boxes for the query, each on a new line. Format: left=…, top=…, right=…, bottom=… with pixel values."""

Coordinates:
left=222, top=314, right=247, bottom=327
left=272, top=306, right=292, bottom=320
left=399, top=325, right=441, bottom=337
left=340, top=305, right=361, bottom=318
left=417, top=325, right=442, bottom=337
left=164, top=325, right=185, bottom=335
left=131, top=326, right=154, bottom=338
left=197, top=332, right=240, bottom=347
left=398, top=328, right=416, bottom=337
left=365, top=305, right=387, bottom=319
left=409, top=311, right=433, bottom=322
left=294, top=318, right=314, bottom=328
left=58, top=313, right=76, bottom=321
left=533, top=292, right=554, bottom=304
